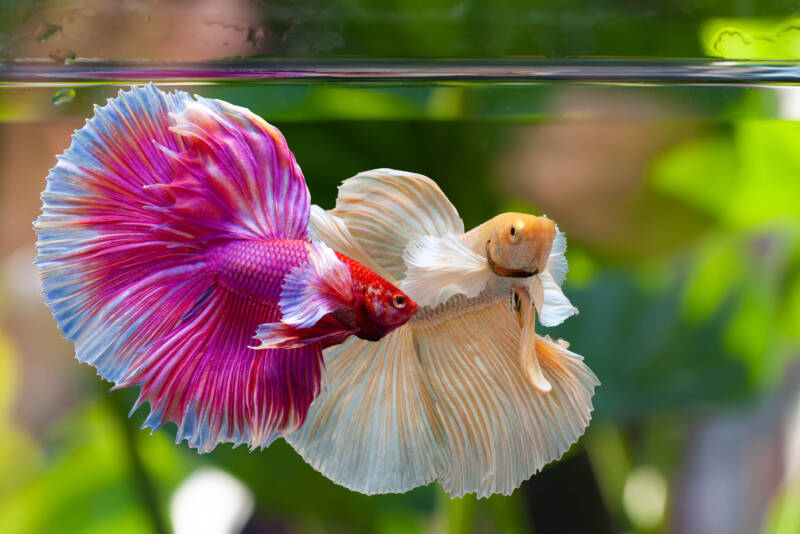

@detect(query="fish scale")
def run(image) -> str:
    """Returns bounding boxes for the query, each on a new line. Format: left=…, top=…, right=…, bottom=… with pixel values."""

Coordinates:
left=209, top=239, right=309, bottom=304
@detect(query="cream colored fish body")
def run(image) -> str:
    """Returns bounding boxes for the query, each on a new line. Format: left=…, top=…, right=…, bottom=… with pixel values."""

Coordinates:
left=287, top=168, right=598, bottom=498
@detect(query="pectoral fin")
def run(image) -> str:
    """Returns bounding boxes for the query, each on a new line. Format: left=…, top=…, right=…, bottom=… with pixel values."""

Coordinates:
left=546, top=225, right=569, bottom=285
left=251, top=317, right=354, bottom=350
left=400, top=232, right=493, bottom=307
left=279, top=241, right=354, bottom=329
left=535, top=270, right=578, bottom=327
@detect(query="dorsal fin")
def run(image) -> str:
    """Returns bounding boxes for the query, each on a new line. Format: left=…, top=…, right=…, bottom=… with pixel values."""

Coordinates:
left=330, top=169, right=463, bottom=279
left=308, top=205, right=397, bottom=283
left=148, top=95, right=309, bottom=242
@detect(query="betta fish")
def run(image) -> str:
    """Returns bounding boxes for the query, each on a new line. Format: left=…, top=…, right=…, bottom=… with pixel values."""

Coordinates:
left=34, top=86, right=417, bottom=453
left=287, top=169, right=599, bottom=498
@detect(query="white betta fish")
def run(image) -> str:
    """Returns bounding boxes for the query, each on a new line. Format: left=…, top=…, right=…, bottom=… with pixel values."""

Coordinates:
left=286, top=169, right=599, bottom=498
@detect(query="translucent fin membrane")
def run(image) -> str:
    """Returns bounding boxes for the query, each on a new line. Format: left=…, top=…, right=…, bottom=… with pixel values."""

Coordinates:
left=291, top=295, right=598, bottom=497
left=415, top=298, right=597, bottom=498
left=330, top=169, right=464, bottom=279
left=288, top=326, right=447, bottom=494
left=401, top=232, right=492, bottom=306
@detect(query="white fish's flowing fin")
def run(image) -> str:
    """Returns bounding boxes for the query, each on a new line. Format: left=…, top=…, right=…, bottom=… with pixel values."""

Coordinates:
left=400, top=232, right=493, bottom=307
left=286, top=325, right=448, bottom=494
left=518, top=288, right=551, bottom=392
left=535, top=270, right=579, bottom=328
left=308, top=205, right=397, bottom=284
left=546, top=224, right=569, bottom=286
left=534, top=333, right=600, bottom=447
left=330, top=168, right=464, bottom=279
left=279, top=241, right=353, bottom=328
left=413, top=297, right=598, bottom=498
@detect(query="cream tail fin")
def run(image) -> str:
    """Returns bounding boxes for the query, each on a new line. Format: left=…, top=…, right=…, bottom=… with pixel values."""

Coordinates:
left=412, top=296, right=599, bottom=498
left=286, top=326, right=448, bottom=494
left=288, top=294, right=599, bottom=498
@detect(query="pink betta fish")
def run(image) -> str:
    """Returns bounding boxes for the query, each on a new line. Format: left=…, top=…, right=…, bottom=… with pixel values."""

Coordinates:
left=34, top=85, right=417, bottom=452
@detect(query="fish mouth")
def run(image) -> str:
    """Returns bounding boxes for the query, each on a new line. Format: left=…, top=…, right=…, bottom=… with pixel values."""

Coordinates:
left=486, top=241, right=539, bottom=278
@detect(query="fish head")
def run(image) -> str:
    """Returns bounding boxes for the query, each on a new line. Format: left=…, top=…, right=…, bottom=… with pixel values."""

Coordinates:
left=351, top=271, right=418, bottom=341
left=484, top=212, right=555, bottom=278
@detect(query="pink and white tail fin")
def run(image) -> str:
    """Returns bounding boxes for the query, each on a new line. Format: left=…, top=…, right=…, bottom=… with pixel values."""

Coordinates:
left=35, top=85, right=321, bottom=452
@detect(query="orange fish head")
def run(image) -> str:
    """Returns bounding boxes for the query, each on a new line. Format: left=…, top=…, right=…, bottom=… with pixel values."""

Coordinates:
left=484, top=212, right=555, bottom=278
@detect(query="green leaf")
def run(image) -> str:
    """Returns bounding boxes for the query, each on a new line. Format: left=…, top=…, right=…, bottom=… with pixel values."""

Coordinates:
left=701, top=18, right=800, bottom=60
left=724, top=280, right=777, bottom=383
left=0, top=333, right=42, bottom=500
left=0, top=403, right=149, bottom=533
left=650, top=135, right=738, bottom=223
left=682, top=235, right=743, bottom=323
left=730, top=121, right=800, bottom=227
left=762, top=478, right=800, bottom=534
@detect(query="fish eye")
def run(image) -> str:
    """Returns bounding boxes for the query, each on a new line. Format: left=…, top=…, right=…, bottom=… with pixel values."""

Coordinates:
left=509, top=224, right=521, bottom=243
left=392, top=295, right=407, bottom=309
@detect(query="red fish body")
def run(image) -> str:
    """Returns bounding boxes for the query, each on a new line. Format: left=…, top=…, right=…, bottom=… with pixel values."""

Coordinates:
left=34, top=85, right=416, bottom=453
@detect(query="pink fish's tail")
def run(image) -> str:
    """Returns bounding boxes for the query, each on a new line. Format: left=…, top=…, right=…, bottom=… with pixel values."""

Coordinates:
left=35, top=84, right=321, bottom=451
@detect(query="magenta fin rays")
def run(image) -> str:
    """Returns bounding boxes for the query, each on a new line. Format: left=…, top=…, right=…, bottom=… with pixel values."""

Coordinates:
left=35, top=84, right=323, bottom=452
left=150, top=97, right=309, bottom=242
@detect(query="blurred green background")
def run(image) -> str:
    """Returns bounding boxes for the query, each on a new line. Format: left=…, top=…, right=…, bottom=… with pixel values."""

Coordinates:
left=2, top=1, right=800, bottom=534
